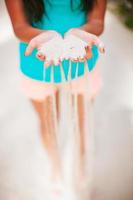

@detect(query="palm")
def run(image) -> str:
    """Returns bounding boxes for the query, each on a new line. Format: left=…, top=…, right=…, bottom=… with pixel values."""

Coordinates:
left=25, top=30, right=62, bottom=56
left=65, top=28, right=105, bottom=53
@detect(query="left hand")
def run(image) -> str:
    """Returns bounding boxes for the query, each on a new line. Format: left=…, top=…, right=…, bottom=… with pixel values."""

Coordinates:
left=64, top=28, right=105, bottom=62
left=25, top=30, right=63, bottom=67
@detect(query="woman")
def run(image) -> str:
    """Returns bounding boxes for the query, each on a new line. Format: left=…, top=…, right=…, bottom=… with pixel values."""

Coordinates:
left=5, top=0, right=106, bottom=185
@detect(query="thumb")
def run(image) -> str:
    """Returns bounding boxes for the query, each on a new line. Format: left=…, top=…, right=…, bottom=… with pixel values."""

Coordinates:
left=25, top=40, right=36, bottom=56
left=93, top=37, right=105, bottom=53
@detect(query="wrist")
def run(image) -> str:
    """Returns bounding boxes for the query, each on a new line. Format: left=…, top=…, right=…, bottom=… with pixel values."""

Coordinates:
left=80, top=21, right=104, bottom=36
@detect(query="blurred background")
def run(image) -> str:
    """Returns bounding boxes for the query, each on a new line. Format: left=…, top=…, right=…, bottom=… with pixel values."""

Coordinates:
left=0, top=0, right=133, bottom=200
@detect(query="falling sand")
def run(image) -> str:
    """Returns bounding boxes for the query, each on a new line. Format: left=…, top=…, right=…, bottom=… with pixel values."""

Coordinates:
left=40, top=61, right=95, bottom=200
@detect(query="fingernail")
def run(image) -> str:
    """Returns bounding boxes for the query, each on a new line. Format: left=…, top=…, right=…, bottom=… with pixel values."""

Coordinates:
left=38, top=53, right=42, bottom=57
left=25, top=51, right=28, bottom=56
left=101, top=48, right=105, bottom=53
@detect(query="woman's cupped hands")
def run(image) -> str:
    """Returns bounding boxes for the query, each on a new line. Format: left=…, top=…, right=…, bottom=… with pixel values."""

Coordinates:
left=25, top=28, right=105, bottom=67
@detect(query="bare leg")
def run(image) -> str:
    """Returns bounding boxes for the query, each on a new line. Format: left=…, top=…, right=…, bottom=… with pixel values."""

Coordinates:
left=30, top=91, right=62, bottom=181
left=56, top=89, right=60, bottom=121
left=77, top=94, right=85, bottom=180
left=77, top=95, right=95, bottom=181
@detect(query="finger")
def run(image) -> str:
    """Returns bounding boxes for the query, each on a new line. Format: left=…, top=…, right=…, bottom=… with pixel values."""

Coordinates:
left=54, top=61, right=61, bottom=66
left=92, top=36, right=105, bottom=53
left=54, top=58, right=60, bottom=66
left=25, top=40, right=36, bottom=56
left=78, top=57, right=86, bottom=62
left=73, top=59, right=79, bottom=62
left=37, top=55, right=45, bottom=61
left=96, top=40, right=105, bottom=53
left=85, top=54, right=91, bottom=60
left=50, top=60, right=55, bottom=66
left=36, top=52, right=46, bottom=61
left=71, top=57, right=85, bottom=62
left=85, top=48, right=92, bottom=59
left=87, top=41, right=93, bottom=48
left=85, top=53, right=92, bottom=60
left=70, top=58, right=79, bottom=62
left=59, top=56, right=64, bottom=62
left=44, top=61, right=51, bottom=68
left=99, top=42, right=105, bottom=53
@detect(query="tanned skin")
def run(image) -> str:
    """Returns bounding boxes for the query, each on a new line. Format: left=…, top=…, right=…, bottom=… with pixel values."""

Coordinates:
left=5, top=0, right=107, bottom=43
left=5, top=0, right=107, bottom=182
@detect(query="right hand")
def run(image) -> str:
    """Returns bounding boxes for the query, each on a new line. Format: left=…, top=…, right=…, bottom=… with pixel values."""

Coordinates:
left=64, top=28, right=105, bottom=62
left=25, top=30, right=63, bottom=67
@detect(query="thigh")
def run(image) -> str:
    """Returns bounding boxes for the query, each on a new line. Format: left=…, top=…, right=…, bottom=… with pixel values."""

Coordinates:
left=31, top=97, right=52, bottom=122
left=77, top=94, right=85, bottom=133
left=70, top=62, right=103, bottom=101
left=20, top=73, right=58, bottom=102
left=20, top=73, right=60, bottom=121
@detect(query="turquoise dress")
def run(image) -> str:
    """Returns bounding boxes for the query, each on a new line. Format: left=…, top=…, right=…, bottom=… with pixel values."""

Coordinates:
left=19, top=0, right=99, bottom=83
